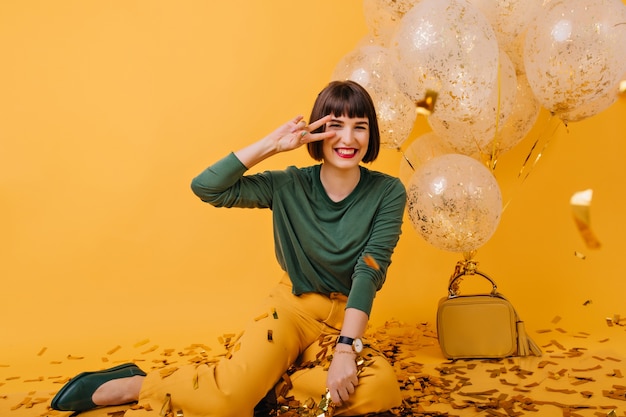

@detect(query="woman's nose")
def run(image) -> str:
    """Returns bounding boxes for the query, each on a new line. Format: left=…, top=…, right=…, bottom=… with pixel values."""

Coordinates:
left=339, top=127, right=355, bottom=143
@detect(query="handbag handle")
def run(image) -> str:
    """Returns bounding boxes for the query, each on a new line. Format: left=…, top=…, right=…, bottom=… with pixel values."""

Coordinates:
left=448, top=270, right=498, bottom=297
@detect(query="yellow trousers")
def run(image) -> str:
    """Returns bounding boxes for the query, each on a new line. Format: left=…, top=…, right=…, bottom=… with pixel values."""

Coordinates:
left=125, top=276, right=401, bottom=417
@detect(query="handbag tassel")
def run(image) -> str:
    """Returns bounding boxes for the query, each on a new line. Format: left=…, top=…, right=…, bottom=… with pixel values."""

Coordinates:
left=516, top=321, right=542, bottom=357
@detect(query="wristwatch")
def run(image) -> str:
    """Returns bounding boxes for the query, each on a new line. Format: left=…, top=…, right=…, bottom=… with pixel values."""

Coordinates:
left=336, top=335, right=363, bottom=353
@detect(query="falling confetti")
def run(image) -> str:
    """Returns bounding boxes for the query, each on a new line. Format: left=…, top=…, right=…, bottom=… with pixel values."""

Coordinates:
left=570, top=189, right=601, bottom=249
left=362, top=254, right=380, bottom=270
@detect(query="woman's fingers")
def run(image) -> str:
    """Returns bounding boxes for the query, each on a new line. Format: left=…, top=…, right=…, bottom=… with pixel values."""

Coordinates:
left=289, top=116, right=305, bottom=133
left=308, top=114, right=332, bottom=131
left=300, top=129, right=335, bottom=143
left=329, top=377, right=358, bottom=405
left=289, top=113, right=331, bottom=133
left=286, top=114, right=336, bottom=144
left=291, top=119, right=307, bottom=132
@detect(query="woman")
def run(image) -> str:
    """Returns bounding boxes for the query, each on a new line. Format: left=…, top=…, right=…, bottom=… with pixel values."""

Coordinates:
left=51, top=80, right=407, bottom=416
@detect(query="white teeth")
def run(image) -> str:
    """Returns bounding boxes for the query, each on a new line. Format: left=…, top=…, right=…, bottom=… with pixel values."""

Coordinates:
left=336, top=148, right=356, bottom=155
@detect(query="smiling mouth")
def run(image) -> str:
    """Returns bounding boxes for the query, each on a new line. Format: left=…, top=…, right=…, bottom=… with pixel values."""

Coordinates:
left=335, top=148, right=357, bottom=158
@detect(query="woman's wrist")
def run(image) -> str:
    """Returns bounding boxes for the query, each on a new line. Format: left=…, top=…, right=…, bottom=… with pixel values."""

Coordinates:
left=334, top=349, right=356, bottom=355
left=333, top=344, right=357, bottom=357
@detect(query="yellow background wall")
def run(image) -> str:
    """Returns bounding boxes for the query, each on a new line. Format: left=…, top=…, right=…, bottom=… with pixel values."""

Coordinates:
left=1, top=0, right=625, bottom=373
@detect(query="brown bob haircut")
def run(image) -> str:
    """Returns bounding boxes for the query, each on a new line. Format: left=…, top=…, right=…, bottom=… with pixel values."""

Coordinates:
left=306, top=80, right=381, bottom=163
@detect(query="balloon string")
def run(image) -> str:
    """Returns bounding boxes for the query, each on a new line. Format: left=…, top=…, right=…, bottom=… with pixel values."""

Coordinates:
left=517, top=114, right=562, bottom=181
left=395, top=127, right=419, bottom=173
left=501, top=113, right=563, bottom=212
left=488, top=55, right=503, bottom=171
left=400, top=149, right=416, bottom=171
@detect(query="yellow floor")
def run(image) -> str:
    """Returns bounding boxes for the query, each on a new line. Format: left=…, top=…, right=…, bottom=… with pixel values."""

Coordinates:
left=2, top=316, right=625, bottom=417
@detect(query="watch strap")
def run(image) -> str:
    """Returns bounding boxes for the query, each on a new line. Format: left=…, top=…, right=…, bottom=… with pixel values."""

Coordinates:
left=337, top=336, right=355, bottom=346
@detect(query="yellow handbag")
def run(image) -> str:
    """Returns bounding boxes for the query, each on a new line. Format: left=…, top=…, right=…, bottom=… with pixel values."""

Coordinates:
left=436, top=270, right=542, bottom=359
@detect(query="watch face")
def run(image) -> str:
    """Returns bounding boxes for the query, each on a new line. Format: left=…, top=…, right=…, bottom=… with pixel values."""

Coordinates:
left=353, top=338, right=363, bottom=353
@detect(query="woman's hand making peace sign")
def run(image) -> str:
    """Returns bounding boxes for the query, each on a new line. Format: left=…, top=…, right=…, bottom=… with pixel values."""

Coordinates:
left=272, top=114, right=335, bottom=153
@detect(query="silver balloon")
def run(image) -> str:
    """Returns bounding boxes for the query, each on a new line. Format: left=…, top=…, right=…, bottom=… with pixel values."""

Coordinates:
left=407, top=153, right=502, bottom=253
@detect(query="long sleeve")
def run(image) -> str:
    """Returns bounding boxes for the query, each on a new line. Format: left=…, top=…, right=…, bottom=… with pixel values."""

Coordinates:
left=190, top=152, right=272, bottom=209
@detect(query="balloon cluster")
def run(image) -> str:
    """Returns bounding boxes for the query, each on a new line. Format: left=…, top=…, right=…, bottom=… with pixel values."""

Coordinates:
left=331, top=0, right=626, bottom=254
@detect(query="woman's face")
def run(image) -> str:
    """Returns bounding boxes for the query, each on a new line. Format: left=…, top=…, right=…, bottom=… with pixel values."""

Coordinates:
left=321, top=114, right=370, bottom=169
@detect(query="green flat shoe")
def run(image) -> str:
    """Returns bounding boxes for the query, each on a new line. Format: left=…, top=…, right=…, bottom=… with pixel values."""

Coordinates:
left=50, top=362, right=146, bottom=412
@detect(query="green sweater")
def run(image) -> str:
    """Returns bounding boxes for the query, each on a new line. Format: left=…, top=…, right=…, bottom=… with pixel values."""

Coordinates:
left=190, top=152, right=406, bottom=315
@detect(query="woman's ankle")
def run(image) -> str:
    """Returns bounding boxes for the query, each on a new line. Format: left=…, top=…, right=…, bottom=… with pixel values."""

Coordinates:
left=92, top=375, right=144, bottom=406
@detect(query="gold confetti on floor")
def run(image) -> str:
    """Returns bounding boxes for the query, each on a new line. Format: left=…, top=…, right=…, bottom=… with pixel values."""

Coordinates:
left=1, top=316, right=626, bottom=417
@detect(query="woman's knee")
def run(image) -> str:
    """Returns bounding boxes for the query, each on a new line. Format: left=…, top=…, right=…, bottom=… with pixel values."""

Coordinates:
left=352, top=356, right=402, bottom=411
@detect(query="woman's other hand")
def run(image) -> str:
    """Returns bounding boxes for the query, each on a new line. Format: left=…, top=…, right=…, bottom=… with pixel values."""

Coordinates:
left=326, top=348, right=359, bottom=406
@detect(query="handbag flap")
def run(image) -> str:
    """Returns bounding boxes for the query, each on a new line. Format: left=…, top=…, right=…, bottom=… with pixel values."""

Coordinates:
left=437, top=294, right=517, bottom=359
